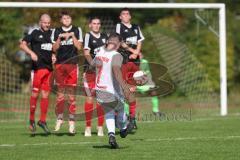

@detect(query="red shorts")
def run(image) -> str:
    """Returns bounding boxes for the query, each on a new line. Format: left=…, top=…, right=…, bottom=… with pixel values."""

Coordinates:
left=31, top=69, right=52, bottom=92
left=122, top=62, right=139, bottom=85
left=83, top=72, right=96, bottom=97
left=55, top=64, right=78, bottom=87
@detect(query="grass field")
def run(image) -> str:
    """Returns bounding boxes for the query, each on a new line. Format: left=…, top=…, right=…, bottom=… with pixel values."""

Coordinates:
left=0, top=113, right=240, bottom=160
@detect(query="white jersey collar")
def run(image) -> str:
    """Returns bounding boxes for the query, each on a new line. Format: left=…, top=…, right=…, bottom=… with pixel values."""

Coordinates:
left=62, top=25, right=72, bottom=32
left=121, top=22, right=132, bottom=28
left=90, top=31, right=101, bottom=39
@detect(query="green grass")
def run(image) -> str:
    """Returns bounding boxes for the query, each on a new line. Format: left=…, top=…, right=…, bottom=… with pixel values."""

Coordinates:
left=0, top=115, right=240, bottom=160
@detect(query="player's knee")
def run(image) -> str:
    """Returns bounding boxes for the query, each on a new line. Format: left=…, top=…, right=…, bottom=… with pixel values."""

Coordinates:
left=56, top=93, right=64, bottom=102
left=105, top=110, right=115, bottom=120
left=31, top=90, right=39, bottom=98
left=41, top=90, right=50, bottom=98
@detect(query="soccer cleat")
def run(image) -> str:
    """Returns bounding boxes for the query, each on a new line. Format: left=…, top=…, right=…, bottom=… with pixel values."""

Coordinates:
left=37, top=121, right=50, bottom=135
left=108, top=134, right=119, bottom=149
left=127, top=117, right=136, bottom=132
left=69, top=121, right=76, bottom=135
left=54, top=119, right=64, bottom=132
left=97, top=126, right=104, bottom=137
left=29, top=120, right=36, bottom=133
left=119, top=128, right=128, bottom=138
left=84, top=126, right=91, bottom=137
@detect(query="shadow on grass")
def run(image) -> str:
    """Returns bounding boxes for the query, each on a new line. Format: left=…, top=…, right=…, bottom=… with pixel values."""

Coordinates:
left=22, top=132, right=75, bottom=137
left=92, top=145, right=129, bottom=149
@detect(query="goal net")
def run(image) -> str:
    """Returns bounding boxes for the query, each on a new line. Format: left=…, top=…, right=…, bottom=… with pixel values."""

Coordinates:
left=0, top=2, right=227, bottom=122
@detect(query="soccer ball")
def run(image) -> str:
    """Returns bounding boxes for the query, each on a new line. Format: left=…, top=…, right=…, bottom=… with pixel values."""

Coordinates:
left=133, top=70, right=148, bottom=86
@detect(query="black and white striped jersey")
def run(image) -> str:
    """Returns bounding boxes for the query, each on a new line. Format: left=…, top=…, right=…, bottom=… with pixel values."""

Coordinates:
left=51, top=25, right=83, bottom=64
left=83, top=32, right=108, bottom=72
left=22, top=28, right=53, bottom=71
left=116, top=22, right=144, bottom=64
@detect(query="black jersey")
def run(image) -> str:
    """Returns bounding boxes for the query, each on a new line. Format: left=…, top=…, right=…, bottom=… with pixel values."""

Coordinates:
left=51, top=25, right=83, bottom=64
left=23, top=28, right=53, bottom=71
left=83, top=32, right=107, bottom=72
left=115, top=22, right=144, bottom=64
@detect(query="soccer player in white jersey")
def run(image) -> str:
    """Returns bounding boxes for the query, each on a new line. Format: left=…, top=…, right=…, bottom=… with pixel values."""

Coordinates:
left=88, top=33, right=133, bottom=149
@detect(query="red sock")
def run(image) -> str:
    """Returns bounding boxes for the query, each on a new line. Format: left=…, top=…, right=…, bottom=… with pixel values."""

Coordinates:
left=85, top=102, right=93, bottom=127
left=129, top=101, right=136, bottom=118
left=40, top=98, right=49, bottom=122
left=29, top=96, right=37, bottom=121
left=96, top=103, right=104, bottom=126
left=56, top=99, right=65, bottom=115
left=69, top=99, right=76, bottom=114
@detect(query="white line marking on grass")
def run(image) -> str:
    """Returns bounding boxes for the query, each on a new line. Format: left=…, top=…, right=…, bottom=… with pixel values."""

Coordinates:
left=0, top=141, right=103, bottom=147
left=0, top=144, right=16, bottom=147
left=23, top=143, right=48, bottom=146
left=1, top=136, right=240, bottom=148
left=145, top=135, right=240, bottom=142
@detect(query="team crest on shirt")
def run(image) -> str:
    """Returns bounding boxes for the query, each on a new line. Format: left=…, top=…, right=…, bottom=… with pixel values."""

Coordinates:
left=124, top=29, right=128, bottom=32
left=39, top=35, right=43, bottom=39
left=92, top=40, right=97, bottom=43
left=102, top=39, right=106, bottom=43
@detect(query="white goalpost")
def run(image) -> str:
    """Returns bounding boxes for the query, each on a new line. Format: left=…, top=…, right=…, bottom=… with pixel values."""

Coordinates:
left=0, top=2, right=227, bottom=116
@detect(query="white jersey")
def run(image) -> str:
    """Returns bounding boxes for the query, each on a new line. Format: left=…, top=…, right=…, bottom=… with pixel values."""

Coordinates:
left=94, top=47, right=123, bottom=103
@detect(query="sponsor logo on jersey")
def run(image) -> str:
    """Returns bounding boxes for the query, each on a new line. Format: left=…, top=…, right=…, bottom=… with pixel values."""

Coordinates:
left=60, top=38, right=73, bottom=45
left=124, top=29, right=128, bottom=32
left=92, top=40, right=97, bottom=43
left=41, top=43, right=52, bottom=51
left=126, top=36, right=137, bottom=45
left=102, top=39, right=106, bottom=43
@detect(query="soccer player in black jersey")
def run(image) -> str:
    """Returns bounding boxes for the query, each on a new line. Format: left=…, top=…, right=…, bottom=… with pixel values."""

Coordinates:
left=83, top=17, right=107, bottom=137
left=19, top=14, right=54, bottom=135
left=116, top=8, right=145, bottom=131
left=51, top=11, right=83, bottom=134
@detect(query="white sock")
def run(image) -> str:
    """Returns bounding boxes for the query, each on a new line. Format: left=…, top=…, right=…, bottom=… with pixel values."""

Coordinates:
left=106, top=118, right=115, bottom=134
